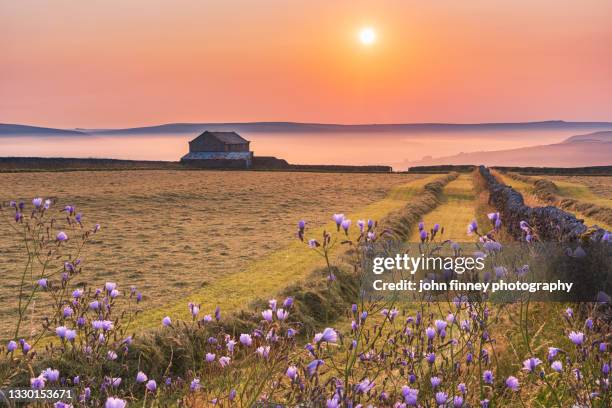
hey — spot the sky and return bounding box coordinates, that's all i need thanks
[1,0,612,128]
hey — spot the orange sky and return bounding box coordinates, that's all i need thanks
[1,0,611,128]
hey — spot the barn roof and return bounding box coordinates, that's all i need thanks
[191,131,249,145]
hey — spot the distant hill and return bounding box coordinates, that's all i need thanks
[563,130,612,143]
[0,123,86,136]
[2,120,612,136]
[405,131,612,168]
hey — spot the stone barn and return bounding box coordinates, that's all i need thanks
[180,131,253,168]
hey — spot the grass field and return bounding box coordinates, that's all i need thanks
[0,170,429,338]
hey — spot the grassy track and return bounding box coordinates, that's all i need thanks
[494,171,611,229]
[408,173,477,241]
[132,175,442,330]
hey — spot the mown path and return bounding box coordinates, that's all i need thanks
[408,173,477,241]
[132,175,442,330]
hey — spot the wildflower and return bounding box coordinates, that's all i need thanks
[487,212,499,222]
[308,239,320,248]
[205,353,216,362]
[219,356,231,367]
[356,378,374,393]
[435,391,448,405]
[136,372,148,383]
[453,396,464,407]
[314,327,338,344]
[103,397,126,408]
[505,376,519,391]
[402,386,418,406]
[108,377,121,387]
[239,333,253,346]
[481,399,490,408]
[357,219,366,232]
[262,309,273,322]
[600,343,607,352]
[483,370,493,384]
[32,198,43,208]
[307,359,324,376]
[37,278,48,288]
[145,380,157,392]
[426,327,436,340]
[548,347,560,360]
[467,220,478,235]
[109,289,120,298]
[42,368,60,383]
[65,329,77,341]
[276,308,289,320]
[585,318,593,330]
[31,375,46,389]
[56,326,68,339]
[89,300,100,310]
[568,331,584,345]
[229,389,237,401]
[332,214,345,230]
[426,352,436,364]
[22,342,31,354]
[107,350,118,361]
[7,340,17,352]
[457,383,467,394]
[360,311,368,322]
[551,361,563,372]
[54,401,72,408]
[63,307,73,318]
[341,219,351,234]
[565,307,574,318]
[162,316,172,327]
[494,266,507,278]
[287,328,297,337]
[326,397,340,408]
[418,221,425,231]
[76,317,86,327]
[92,320,113,331]
[283,297,294,308]
[430,376,442,388]
[214,306,221,321]
[435,319,447,333]
[603,363,610,376]
[226,339,237,353]
[522,357,542,373]
[419,230,428,242]
[56,231,68,241]
[433,223,440,233]
[286,365,298,380]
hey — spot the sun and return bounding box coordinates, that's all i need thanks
[358,27,376,45]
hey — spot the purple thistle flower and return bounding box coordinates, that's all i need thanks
[190,379,201,391]
[37,278,48,288]
[435,391,448,405]
[286,365,298,380]
[32,198,43,208]
[239,333,252,346]
[426,352,436,364]
[483,370,493,384]
[283,297,294,308]
[332,214,345,230]
[426,327,436,340]
[308,238,320,248]
[341,219,351,234]
[215,306,221,321]
[357,219,365,232]
[205,353,215,362]
[162,316,172,327]
[433,223,440,233]
[599,342,607,352]
[229,389,236,401]
[565,307,574,318]
[268,298,277,311]
[136,372,148,383]
[603,363,610,376]
[453,395,464,407]
[262,309,273,322]
[419,230,428,242]
[457,383,467,394]
[75,213,82,223]
[226,339,237,353]
[7,340,17,352]
[326,397,339,408]
[22,342,31,354]
[104,397,127,408]
[65,329,76,341]
[356,378,374,394]
[145,380,157,392]
[31,375,46,389]
[72,289,83,298]
[505,376,519,391]
[487,212,499,222]
[435,319,447,332]
[568,331,584,345]
[56,231,68,242]
[467,220,478,235]
[522,357,542,373]
[430,376,442,388]
[63,307,73,318]
[402,386,418,406]
[418,221,424,231]
[585,318,593,330]
[219,356,231,367]
[306,359,324,376]
[107,350,118,361]
[314,327,338,344]
[256,346,271,359]
[276,308,289,320]
[287,328,297,337]
[551,361,563,372]
[42,368,60,382]
[56,326,68,339]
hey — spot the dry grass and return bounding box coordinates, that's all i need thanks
[543,175,612,206]
[0,170,427,337]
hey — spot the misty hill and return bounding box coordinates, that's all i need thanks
[563,130,612,143]
[3,120,612,136]
[406,132,612,168]
[0,123,86,136]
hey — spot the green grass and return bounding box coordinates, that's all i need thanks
[132,175,442,330]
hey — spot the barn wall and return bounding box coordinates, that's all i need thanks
[189,137,226,152]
